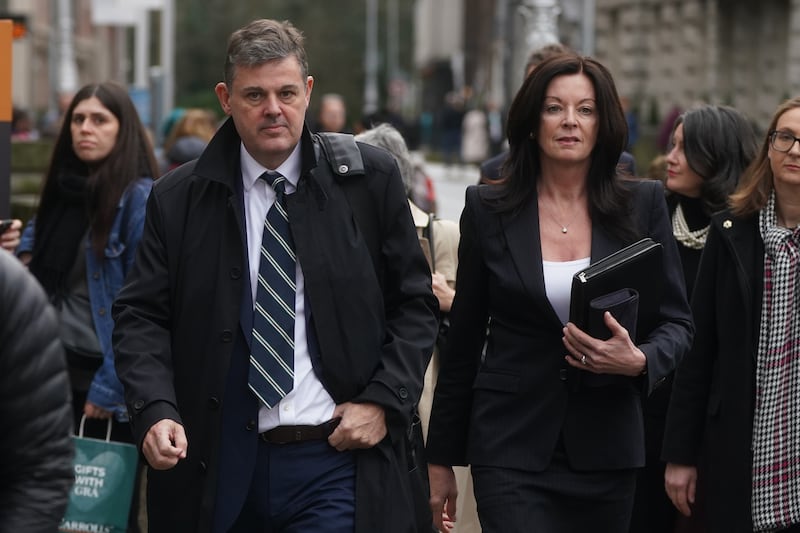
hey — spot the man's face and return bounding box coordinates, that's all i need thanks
[215,57,313,169]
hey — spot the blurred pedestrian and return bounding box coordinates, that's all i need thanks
[664,96,800,532]
[440,91,465,169]
[315,93,350,133]
[11,106,39,141]
[629,104,757,533]
[17,81,157,533]
[0,248,74,533]
[427,52,693,532]
[112,18,438,533]
[160,107,218,173]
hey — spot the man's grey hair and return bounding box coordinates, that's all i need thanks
[223,19,308,86]
[355,123,414,196]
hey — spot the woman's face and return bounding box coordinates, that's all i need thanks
[769,107,800,189]
[537,73,598,168]
[665,123,704,198]
[70,96,120,164]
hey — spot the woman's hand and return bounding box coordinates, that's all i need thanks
[664,462,697,517]
[429,464,458,532]
[83,401,113,419]
[432,272,455,312]
[562,311,646,376]
[0,219,22,252]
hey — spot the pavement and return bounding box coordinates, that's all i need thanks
[416,158,481,222]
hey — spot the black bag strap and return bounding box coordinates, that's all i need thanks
[423,212,436,273]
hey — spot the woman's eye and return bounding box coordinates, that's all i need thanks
[544,105,562,114]
[579,107,594,115]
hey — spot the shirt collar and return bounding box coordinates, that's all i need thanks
[240,142,303,193]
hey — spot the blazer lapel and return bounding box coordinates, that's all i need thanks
[500,198,561,326]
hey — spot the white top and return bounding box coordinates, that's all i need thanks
[241,143,336,432]
[543,257,591,325]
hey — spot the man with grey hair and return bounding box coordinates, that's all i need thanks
[114,19,438,532]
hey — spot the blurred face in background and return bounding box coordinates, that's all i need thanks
[318,96,346,132]
[70,96,120,164]
[666,123,703,197]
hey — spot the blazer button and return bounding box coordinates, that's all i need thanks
[198,460,207,473]
[245,420,257,431]
[398,387,408,400]
[220,330,233,343]
[133,400,145,411]
[208,396,220,410]
[230,267,241,280]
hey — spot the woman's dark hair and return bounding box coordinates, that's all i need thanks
[37,81,158,256]
[495,53,634,241]
[671,105,757,215]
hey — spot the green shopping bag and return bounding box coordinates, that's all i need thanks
[59,416,138,533]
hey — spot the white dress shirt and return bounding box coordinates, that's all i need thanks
[240,143,336,432]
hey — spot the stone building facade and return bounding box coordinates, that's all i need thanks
[593,0,800,127]
[415,0,800,136]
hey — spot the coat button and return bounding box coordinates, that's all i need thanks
[338,164,349,174]
[230,267,241,279]
[92,272,100,280]
[220,330,233,342]
[98,307,106,316]
[245,420,256,431]
[133,400,145,410]
[208,396,220,410]
[559,369,568,381]
[398,387,408,400]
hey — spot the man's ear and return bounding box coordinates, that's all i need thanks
[305,76,314,106]
[215,82,231,115]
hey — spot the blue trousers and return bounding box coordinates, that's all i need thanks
[229,439,356,532]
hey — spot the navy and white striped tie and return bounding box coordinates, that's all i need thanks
[249,171,295,408]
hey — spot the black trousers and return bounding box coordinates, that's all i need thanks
[472,448,636,533]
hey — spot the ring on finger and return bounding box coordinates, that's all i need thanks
[581,354,587,365]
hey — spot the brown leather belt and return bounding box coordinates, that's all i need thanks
[259,417,341,445]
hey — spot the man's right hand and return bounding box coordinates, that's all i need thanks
[142,419,188,470]
[429,463,458,532]
[664,462,697,517]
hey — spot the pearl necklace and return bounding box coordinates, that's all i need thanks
[672,202,709,250]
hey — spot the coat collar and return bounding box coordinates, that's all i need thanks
[193,118,318,188]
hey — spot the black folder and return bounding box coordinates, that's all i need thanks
[568,238,663,343]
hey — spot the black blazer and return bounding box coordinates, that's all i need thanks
[662,211,764,532]
[426,179,693,472]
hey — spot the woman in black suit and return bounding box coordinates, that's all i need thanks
[426,53,693,532]
[629,105,757,533]
[664,97,800,532]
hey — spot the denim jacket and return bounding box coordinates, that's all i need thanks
[19,177,153,421]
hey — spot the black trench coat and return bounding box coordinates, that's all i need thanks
[113,119,438,532]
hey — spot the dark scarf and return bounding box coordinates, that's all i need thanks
[28,172,91,303]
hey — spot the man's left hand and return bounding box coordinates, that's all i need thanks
[328,402,387,451]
